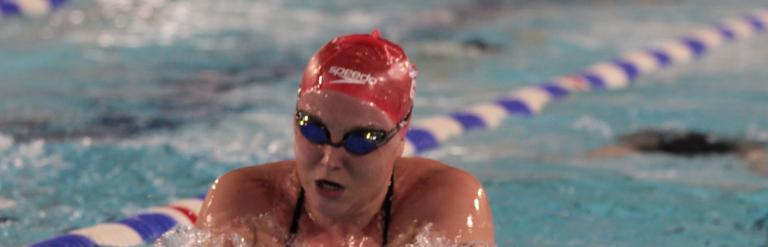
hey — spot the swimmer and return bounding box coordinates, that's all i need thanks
[196,30,495,246]
[587,129,768,176]
[415,37,501,58]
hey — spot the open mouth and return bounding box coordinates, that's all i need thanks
[315,179,345,199]
[316,179,344,190]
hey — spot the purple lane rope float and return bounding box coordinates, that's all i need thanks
[0,0,66,17]
[29,9,768,247]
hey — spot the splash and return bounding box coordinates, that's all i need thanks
[155,222,493,247]
[154,225,247,247]
[0,132,12,150]
[0,197,16,210]
[404,224,493,247]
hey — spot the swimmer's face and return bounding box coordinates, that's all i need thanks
[294,90,405,218]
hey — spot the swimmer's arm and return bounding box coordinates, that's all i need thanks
[585,144,638,159]
[740,147,768,177]
[393,168,495,246]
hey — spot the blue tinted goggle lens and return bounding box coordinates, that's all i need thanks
[343,132,383,154]
[296,112,390,155]
[298,122,329,145]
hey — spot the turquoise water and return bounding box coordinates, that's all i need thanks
[2,0,768,246]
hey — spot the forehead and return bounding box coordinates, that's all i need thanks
[297,90,393,128]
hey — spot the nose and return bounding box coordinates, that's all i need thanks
[319,144,345,170]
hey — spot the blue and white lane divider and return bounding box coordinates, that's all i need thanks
[29,9,768,247]
[30,197,204,247]
[402,9,768,156]
[0,0,66,17]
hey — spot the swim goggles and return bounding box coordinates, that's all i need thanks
[295,109,411,155]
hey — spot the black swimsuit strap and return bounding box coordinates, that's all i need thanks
[289,187,304,235]
[382,173,395,246]
[285,187,304,247]
[287,173,394,246]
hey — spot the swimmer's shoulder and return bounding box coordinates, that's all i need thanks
[212,160,296,197]
[394,157,486,211]
[197,160,299,227]
[395,157,480,188]
[391,157,494,243]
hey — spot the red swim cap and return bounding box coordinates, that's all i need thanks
[299,30,417,123]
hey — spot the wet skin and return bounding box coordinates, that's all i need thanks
[196,90,495,246]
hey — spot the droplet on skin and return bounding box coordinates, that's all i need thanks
[466,215,473,228]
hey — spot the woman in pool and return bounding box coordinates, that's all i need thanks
[195,30,495,246]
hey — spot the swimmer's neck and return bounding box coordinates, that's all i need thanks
[303,181,391,236]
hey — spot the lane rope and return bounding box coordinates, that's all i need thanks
[29,9,768,247]
[0,0,66,17]
[402,9,768,156]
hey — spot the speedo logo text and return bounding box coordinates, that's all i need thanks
[328,66,378,85]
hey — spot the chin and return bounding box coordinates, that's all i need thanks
[308,192,352,217]
[313,203,352,220]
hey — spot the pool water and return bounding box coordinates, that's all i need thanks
[2,0,768,246]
